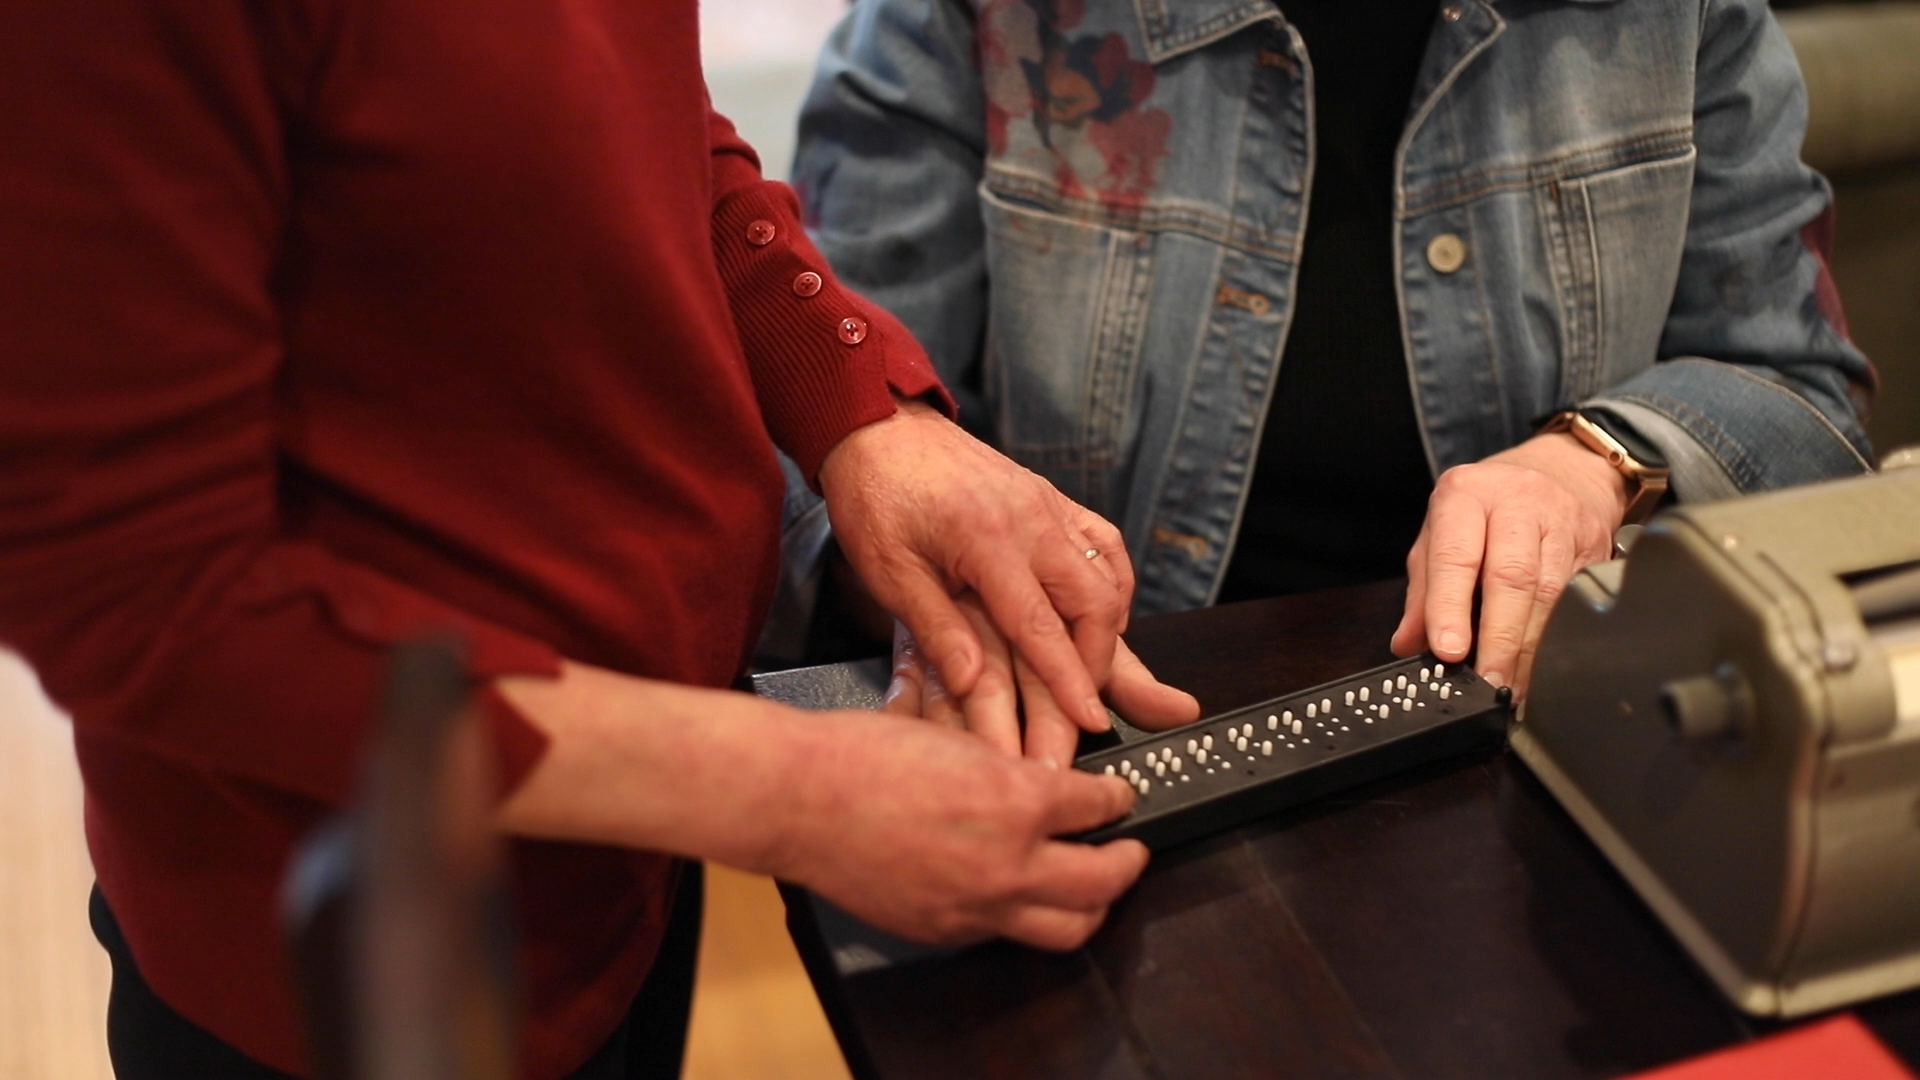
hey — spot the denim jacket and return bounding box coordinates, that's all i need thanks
[766,0,1874,646]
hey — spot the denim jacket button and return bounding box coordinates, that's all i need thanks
[1427,233,1467,273]
[746,219,777,246]
[792,271,823,297]
[1441,4,1463,21]
[837,317,868,345]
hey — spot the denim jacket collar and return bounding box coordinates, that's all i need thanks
[1129,0,1277,62]
[1129,0,1613,65]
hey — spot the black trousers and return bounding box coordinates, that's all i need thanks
[90,865,705,1080]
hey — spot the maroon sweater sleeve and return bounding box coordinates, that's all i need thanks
[706,108,956,483]
[0,6,554,807]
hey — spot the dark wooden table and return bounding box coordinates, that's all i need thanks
[759,581,1920,1079]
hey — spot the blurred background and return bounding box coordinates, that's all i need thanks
[3,2,1914,1078]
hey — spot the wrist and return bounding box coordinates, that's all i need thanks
[817,393,944,500]
[1508,432,1631,523]
[495,662,818,871]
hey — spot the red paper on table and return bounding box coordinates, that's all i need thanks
[1628,1015,1914,1080]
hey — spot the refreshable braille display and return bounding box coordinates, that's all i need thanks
[1074,655,1511,851]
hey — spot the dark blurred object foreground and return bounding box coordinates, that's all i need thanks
[284,639,518,1080]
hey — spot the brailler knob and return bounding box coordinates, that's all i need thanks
[746,219,777,246]
[1660,663,1753,742]
[837,317,868,345]
[792,271,822,297]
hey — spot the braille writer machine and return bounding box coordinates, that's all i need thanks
[1515,458,1920,1018]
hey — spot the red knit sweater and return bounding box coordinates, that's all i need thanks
[0,4,948,1077]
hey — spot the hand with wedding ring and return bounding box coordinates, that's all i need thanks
[820,398,1198,753]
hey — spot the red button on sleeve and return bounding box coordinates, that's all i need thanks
[746,219,777,246]
[837,317,868,346]
[792,271,822,297]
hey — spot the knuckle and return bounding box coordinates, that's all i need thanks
[1430,538,1479,571]
[1026,599,1063,639]
[1487,555,1538,593]
[1434,466,1472,495]
[1050,919,1097,951]
[928,907,977,945]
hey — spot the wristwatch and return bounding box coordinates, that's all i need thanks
[1537,408,1671,526]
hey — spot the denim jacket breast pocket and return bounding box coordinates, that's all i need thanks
[977,182,1156,517]
[1539,143,1697,404]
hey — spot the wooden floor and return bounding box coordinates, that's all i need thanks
[0,651,849,1080]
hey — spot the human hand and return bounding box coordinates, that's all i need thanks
[495,660,1145,950]
[1390,432,1627,698]
[818,399,1132,735]
[883,595,1200,766]
[769,708,1149,949]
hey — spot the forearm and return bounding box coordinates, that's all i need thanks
[494,661,816,872]
[1585,361,1870,500]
